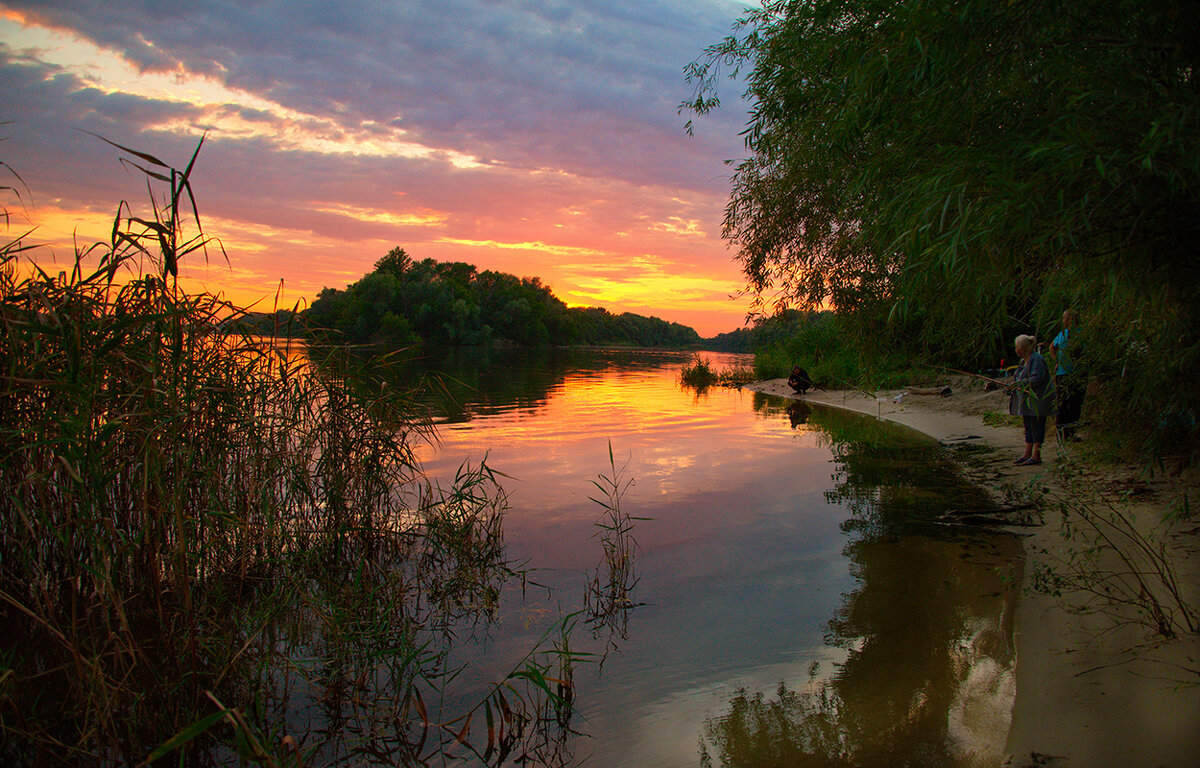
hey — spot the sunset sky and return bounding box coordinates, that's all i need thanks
[0,0,756,337]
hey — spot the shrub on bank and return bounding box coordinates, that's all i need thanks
[682,355,758,388]
[752,313,932,392]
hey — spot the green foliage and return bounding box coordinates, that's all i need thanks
[308,256,503,346]
[752,345,794,381]
[717,364,758,387]
[749,311,931,391]
[704,309,813,354]
[702,326,755,353]
[566,305,703,348]
[686,0,1200,457]
[374,245,412,276]
[681,354,757,389]
[306,254,702,349]
[681,353,718,387]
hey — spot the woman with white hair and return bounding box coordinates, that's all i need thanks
[1009,334,1055,465]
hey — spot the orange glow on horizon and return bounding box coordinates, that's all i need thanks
[9,200,750,335]
[1,10,756,338]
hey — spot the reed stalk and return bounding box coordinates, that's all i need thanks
[583,443,645,652]
[1030,472,1198,641]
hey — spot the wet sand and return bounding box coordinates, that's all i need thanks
[745,377,1200,768]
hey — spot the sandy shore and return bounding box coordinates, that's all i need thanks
[745,377,1200,768]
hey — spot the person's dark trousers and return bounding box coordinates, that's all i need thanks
[1056,375,1084,440]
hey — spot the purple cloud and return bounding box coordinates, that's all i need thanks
[1,0,754,334]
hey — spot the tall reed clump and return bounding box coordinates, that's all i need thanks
[0,140,573,765]
[680,354,717,387]
[681,354,756,389]
[583,444,645,648]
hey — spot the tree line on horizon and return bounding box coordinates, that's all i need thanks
[264,247,704,349]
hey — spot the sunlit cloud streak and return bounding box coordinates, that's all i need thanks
[0,0,753,335]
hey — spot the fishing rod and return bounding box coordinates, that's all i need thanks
[816,374,895,419]
[823,374,878,401]
[919,363,1011,388]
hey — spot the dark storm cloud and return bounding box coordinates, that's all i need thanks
[0,50,195,132]
[0,51,209,209]
[4,0,747,188]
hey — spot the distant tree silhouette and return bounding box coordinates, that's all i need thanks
[306,248,703,349]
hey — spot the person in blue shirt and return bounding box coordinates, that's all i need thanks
[1049,309,1084,441]
[1009,334,1054,465]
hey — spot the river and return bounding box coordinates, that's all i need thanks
[402,346,1022,768]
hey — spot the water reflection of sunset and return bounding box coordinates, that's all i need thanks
[420,351,839,561]
[413,348,1020,768]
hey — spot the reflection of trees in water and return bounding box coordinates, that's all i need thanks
[700,679,853,768]
[327,345,568,423]
[812,404,997,535]
[419,346,568,421]
[822,536,1019,767]
[751,391,794,422]
[366,346,723,423]
[707,395,1021,768]
[703,537,1020,767]
[753,393,995,532]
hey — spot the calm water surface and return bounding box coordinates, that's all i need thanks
[412,347,1021,768]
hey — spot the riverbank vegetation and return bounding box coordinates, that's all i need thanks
[300,247,701,349]
[684,0,1200,462]
[680,354,757,389]
[0,143,586,765]
[705,310,923,391]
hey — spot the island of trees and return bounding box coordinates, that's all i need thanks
[273,247,702,349]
